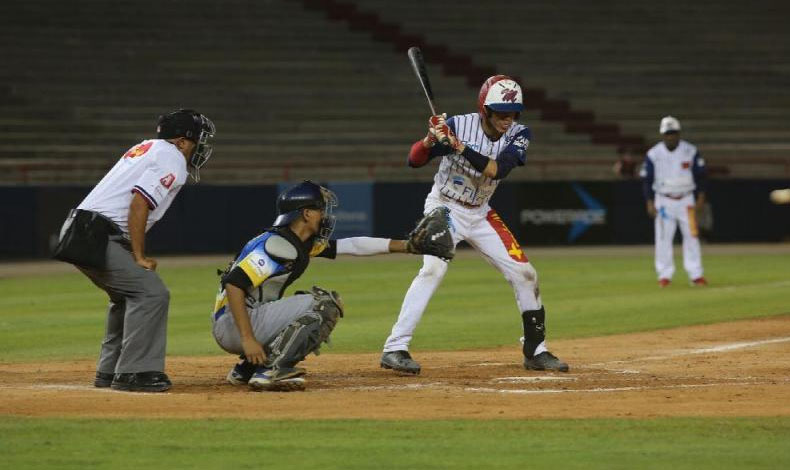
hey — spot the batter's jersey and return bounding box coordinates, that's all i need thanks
[433,113,529,207]
[642,140,705,197]
[77,139,188,234]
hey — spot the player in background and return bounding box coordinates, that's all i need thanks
[53,109,215,392]
[379,75,569,375]
[640,116,708,287]
[211,180,445,391]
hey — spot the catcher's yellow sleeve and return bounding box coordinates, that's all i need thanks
[238,251,275,287]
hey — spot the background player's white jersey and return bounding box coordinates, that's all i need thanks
[645,139,701,195]
[78,139,188,233]
[432,113,529,207]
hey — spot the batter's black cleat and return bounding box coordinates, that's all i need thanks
[94,371,114,388]
[524,351,569,372]
[380,350,421,375]
[110,371,172,392]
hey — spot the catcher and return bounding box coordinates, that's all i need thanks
[210,180,452,391]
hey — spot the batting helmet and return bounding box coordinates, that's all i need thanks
[157,109,216,182]
[478,75,524,118]
[273,180,338,242]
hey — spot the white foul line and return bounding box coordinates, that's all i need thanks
[589,336,790,367]
[492,376,576,383]
[0,384,173,395]
[465,381,772,395]
[692,337,790,353]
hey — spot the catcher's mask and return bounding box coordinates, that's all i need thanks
[273,180,338,243]
[478,75,524,120]
[157,109,216,182]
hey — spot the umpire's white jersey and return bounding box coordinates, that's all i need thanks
[433,113,529,207]
[77,139,188,234]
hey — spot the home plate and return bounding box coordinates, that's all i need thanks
[493,376,577,383]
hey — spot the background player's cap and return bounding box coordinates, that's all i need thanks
[478,75,524,115]
[659,116,681,134]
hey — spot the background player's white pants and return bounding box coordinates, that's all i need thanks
[654,193,704,280]
[383,196,546,356]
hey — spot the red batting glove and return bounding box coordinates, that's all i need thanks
[429,113,447,128]
[429,116,463,153]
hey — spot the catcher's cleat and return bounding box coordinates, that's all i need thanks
[248,367,306,392]
[94,371,114,388]
[691,277,708,286]
[226,358,256,385]
[110,371,172,392]
[658,278,671,288]
[524,351,569,373]
[380,350,421,375]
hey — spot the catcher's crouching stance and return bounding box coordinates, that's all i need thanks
[210,180,453,391]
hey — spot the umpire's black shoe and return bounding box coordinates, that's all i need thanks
[380,350,421,375]
[111,371,172,392]
[524,351,569,372]
[94,372,114,388]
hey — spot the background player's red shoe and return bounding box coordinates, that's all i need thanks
[692,277,708,286]
[658,278,671,288]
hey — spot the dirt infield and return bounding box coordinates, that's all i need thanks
[1,315,788,420]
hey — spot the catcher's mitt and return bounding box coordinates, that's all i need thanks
[406,206,455,261]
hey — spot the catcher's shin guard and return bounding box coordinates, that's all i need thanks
[521,307,546,357]
[265,286,344,369]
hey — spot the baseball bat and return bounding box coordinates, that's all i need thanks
[408,46,438,116]
[408,46,451,146]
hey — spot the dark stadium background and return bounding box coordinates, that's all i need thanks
[1,0,788,258]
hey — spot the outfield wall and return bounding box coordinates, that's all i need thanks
[2,180,788,258]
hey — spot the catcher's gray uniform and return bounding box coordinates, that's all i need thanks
[211,228,342,357]
[212,226,426,386]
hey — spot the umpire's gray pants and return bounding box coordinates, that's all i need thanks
[212,294,314,355]
[78,239,170,374]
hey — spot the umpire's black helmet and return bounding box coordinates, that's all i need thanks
[157,109,216,182]
[273,180,338,237]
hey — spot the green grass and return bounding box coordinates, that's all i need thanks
[1,417,788,469]
[2,248,789,468]
[1,249,788,361]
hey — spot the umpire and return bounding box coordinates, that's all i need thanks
[53,109,215,392]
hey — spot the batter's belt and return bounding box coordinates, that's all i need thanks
[439,193,481,209]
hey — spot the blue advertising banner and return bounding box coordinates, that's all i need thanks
[327,182,373,238]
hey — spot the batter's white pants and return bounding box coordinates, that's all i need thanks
[383,196,547,356]
[654,193,704,281]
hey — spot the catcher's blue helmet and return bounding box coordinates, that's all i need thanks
[273,180,338,241]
